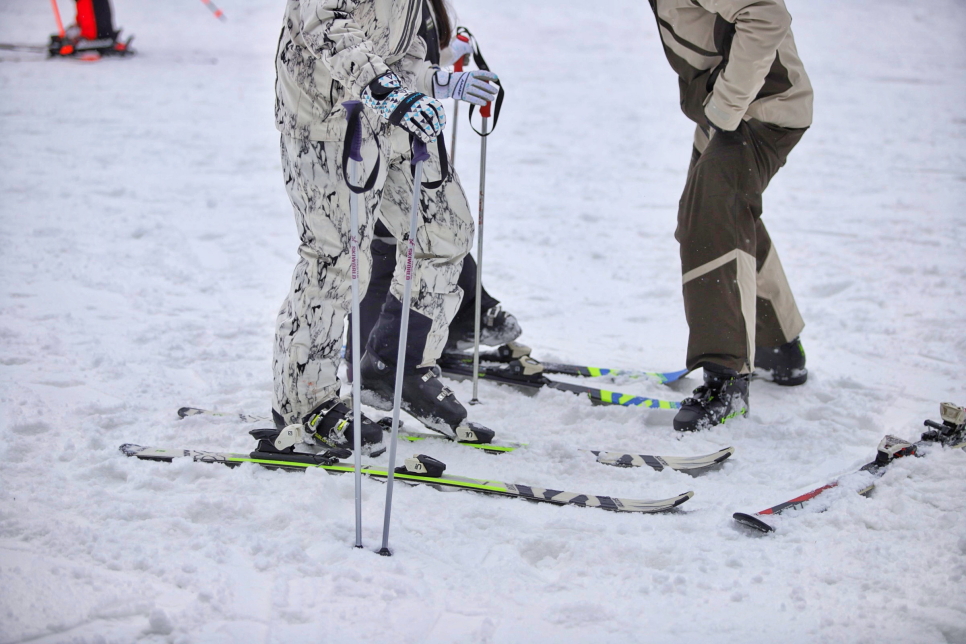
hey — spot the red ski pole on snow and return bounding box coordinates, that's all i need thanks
[50,0,66,38]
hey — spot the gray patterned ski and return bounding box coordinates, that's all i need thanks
[120,444,693,514]
[177,406,731,473]
[590,446,734,475]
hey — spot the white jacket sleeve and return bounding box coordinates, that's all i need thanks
[298,0,391,98]
[696,0,792,131]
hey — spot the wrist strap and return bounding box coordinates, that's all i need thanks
[410,133,449,190]
[342,101,380,194]
[456,27,505,137]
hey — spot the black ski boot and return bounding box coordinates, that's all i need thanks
[359,351,494,443]
[755,337,807,386]
[445,304,522,351]
[272,398,384,453]
[673,364,750,432]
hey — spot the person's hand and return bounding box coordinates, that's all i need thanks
[363,71,446,143]
[433,70,499,106]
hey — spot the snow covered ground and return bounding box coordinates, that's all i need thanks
[2,0,965,642]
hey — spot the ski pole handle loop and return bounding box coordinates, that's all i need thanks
[456,27,504,137]
[342,100,380,194]
[409,133,449,189]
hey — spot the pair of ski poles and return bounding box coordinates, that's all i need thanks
[341,83,495,555]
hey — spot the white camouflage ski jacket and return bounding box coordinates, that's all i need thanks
[275,0,439,141]
[649,0,813,133]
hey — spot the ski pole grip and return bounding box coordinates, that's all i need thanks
[454,33,470,72]
[342,100,365,162]
[480,101,491,119]
[412,138,430,165]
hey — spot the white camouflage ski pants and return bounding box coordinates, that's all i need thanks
[273,126,473,425]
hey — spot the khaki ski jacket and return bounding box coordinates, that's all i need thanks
[275,0,439,141]
[649,0,812,133]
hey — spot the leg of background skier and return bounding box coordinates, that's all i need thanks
[673,121,806,431]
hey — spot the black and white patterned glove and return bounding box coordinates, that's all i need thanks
[362,71,446,143]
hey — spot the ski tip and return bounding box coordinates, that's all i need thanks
[663,368,691,383]
[177,407,195,419]
[118,443,144,457]
[733,512,775,533]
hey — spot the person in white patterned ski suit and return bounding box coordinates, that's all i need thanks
[272,0,499,446]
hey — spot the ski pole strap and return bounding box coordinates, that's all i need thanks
[342,100,380,194]
[410,133,449,190]
[456,26,505,137]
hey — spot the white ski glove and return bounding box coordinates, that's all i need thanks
[447,35,474,66]
[363,70,446,143]
[433,69,499,106]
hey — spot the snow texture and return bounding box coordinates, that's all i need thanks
[1,0,965,642]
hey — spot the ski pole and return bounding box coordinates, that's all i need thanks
[469,101,491,405]
[449,33,471,165]
[199,0,227,21]
[379,137,430,557]
[343,101,367,550]
[50,0,65,38]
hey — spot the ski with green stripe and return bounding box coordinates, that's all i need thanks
[120,443,694,514]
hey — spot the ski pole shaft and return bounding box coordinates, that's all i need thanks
[50,0,65,38]
[199,0,227,21]
[343,101,367,549]
[379,138,430,557]
[470,103,491,404]
[449,35,470,165]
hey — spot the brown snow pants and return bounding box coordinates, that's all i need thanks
[676,119,806,374]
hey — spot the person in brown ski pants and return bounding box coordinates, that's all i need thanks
[646,0,813,431]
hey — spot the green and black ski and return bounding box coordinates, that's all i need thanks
[120,443,693,514]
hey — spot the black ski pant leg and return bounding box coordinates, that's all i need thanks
[345,231,395,371]
[450,254,500,328]
[676,119,805,374]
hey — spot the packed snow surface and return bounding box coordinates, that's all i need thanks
[2,1,965,642]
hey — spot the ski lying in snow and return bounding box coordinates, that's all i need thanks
[120,443,693,514]
[178,406,728,473]
[733,402,966,533]
[437,353,682,410]
[177,406,524,454]
[589,446,734,475]
[442,341,689,384]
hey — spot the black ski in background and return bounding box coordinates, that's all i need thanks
[438,343,684,410]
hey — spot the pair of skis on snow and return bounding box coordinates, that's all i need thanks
[152,404,734,515]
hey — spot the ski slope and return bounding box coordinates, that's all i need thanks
[1,1,965,642]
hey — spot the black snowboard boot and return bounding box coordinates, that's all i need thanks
[673,364,750,432]
[272,398,384,451]
[445,304,523,351]
[755,337,807,386]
